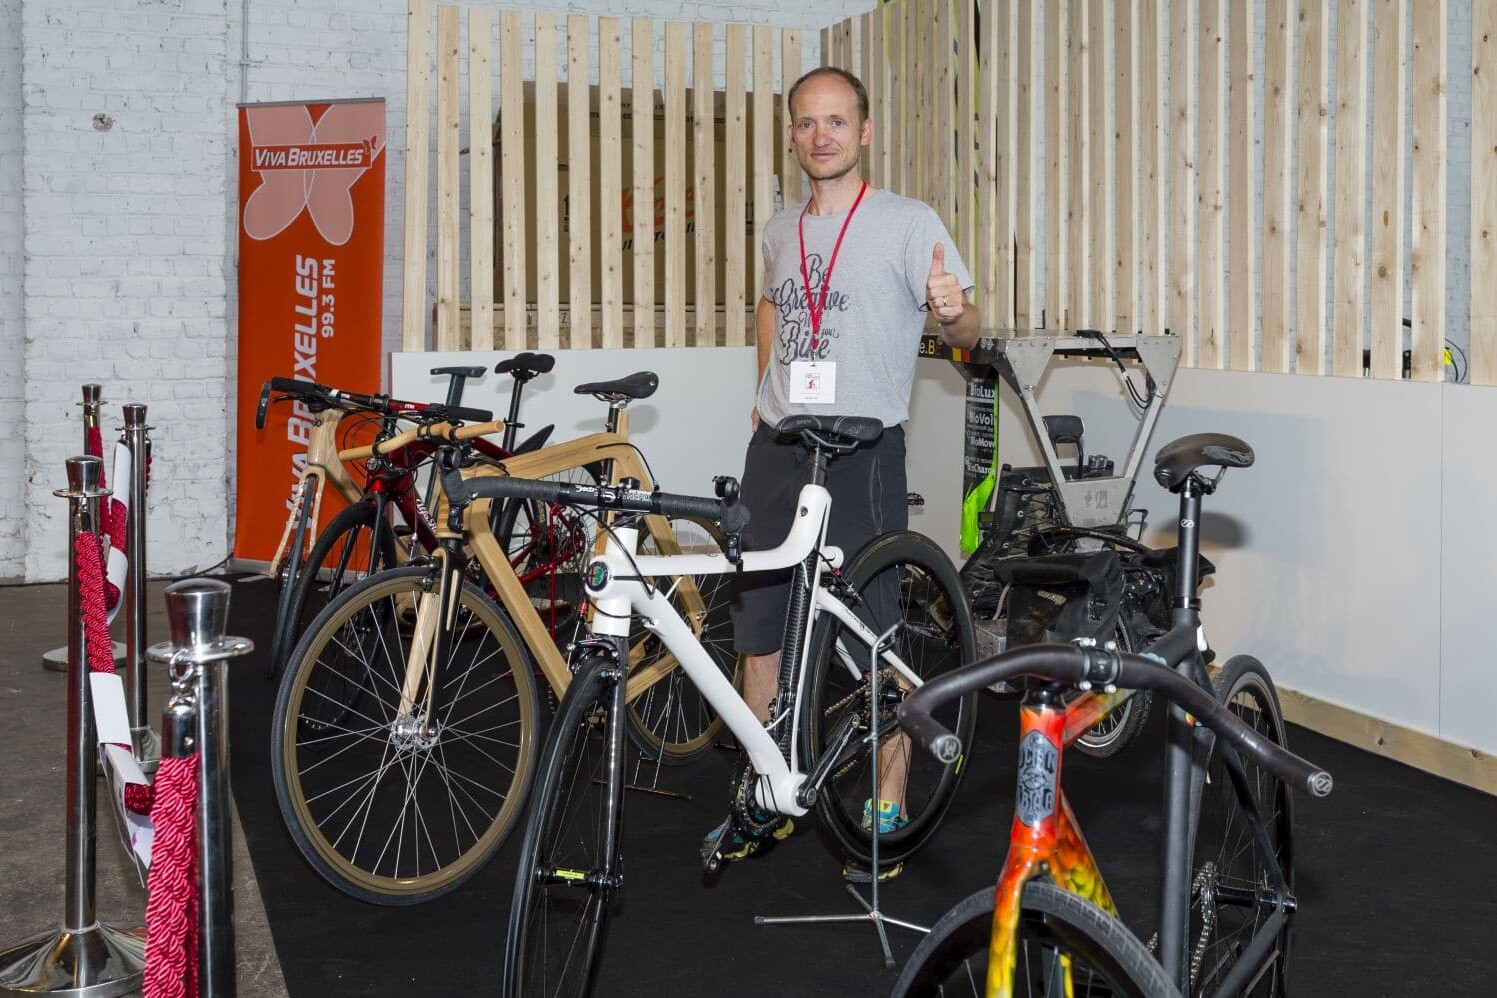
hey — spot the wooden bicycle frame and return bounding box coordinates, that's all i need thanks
[268,406,363,577]
[452,409,711,702]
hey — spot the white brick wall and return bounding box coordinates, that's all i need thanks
[1,0,23,580]
[19,0,232,581]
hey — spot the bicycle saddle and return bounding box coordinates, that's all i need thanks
[574,371,659,402]
[778,414,883,452]
[495,352,555,380]
[1153,433,1253,492]
[431,364,487,380]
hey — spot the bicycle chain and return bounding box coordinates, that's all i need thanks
[1143,861,1217,992]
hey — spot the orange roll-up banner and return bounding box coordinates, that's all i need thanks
[233,98,386,564]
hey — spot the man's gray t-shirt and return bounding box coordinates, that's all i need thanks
[757,188,973,429]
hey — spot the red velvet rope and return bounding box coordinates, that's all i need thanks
[77,531,155,814]
[143,753,199,998]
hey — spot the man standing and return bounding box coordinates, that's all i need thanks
[705,66,981,869]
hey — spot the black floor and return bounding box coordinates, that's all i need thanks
[225,576,1497,996]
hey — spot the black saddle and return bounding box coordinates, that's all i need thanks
[1153,433,1253,492]
[495,352,555,380]
[778,414,884,452]
[574,371,659,402]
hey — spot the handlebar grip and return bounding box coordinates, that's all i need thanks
[896,702,963,764]
[269,376,320,395]
[443,469,569,508]
[255,382,273,430]
[444,404,495,424]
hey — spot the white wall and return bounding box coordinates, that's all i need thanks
[0,0,23,576]
[1,0,871,581]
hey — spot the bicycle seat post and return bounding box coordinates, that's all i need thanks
[1170,476,1205,620]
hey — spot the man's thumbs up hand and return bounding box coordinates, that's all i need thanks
[926,243,963,324]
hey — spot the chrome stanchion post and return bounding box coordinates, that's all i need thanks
[0,456,147,996]
[44,388,110,673]
[149,579,252,998]
[121,404,159,774]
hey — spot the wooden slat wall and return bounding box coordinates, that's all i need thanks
[1170,0,1198,360]
[567,16,591,349]
[725,24,748,346]
[1332,0,1369,377]
[1197,0,1226,368]
[1411,0,1446,382]
[468,8,495,351]
[399,0,1485,383]
[598,18,622,349]
[1368,0,1406,379]
[631,19,655,347]
[534,13,560,348]
[1261,0,1292,373]
[499,10,524,350]
[692,22,716,348]
[1473,4,1497,385]
[1137,0,1164,336]
[1014,0,1036,328]
[400,0,431,351]
[434,6,460,350]
[1296,0,1331,374]
[1114,0,1137,337]
[1227,0,1256,371]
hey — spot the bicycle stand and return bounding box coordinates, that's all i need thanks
[753,624,928,969]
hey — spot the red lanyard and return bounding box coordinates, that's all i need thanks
[798,181,868,352]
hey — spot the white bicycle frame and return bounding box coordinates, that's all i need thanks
[585,482,929,818]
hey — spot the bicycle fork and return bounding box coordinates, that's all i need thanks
[396,543,468,739]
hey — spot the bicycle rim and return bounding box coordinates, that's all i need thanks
[273,567,539,904]
[1188,656,1295,996]
[506,655,625,998]
[624,516,741,764]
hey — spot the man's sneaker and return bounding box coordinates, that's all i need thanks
[699,814,794,872]
[842,861,904,884]
[861,798,909,835]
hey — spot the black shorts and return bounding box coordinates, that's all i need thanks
[728,422,907,655]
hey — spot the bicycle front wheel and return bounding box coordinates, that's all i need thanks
[1187,655,1295,996]
[624,515,742,765]
[272,566,540,905]
[504,653,627,998]
[272,498,402,680]
[801,530,977,870]
[893,881,1179,997]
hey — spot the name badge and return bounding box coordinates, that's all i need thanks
[790,361,836,404]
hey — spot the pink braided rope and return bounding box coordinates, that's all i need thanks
[143,753,199,998]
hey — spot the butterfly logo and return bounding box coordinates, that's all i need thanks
[243,102,386,246]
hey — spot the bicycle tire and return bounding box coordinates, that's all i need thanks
[893,881,1180,997]
[503,652,626,998]
[1186,655,1295,997]
[271,499,402,681]
[272,565,540,905]
[1073,615,1154,759]
[801,530,977,871]
[624,515,742,765]
[266,482,317,679]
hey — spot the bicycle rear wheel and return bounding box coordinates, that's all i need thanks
[272,498,402,680]
[802,530,977,871]
[624,515,741,765]
[504,653,626,998]
[1187,655,1295,996]
[893,881,1179,997]
[272,565,540,905]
